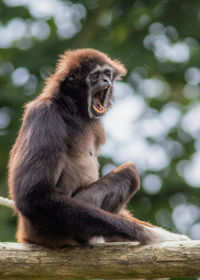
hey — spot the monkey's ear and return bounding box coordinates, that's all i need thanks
[112,59,127,80]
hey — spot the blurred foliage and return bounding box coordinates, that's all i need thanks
[0,0,200,262]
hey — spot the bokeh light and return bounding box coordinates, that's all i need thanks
[0,0,199,245]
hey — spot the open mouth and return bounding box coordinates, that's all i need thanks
[92,86,109,116]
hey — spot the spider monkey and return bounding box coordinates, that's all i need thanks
[8,49,189,248]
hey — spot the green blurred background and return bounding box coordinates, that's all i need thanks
[0,0,200,255]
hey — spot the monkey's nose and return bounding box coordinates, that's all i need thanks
[100,76,111,88]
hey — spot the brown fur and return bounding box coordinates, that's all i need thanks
[8,49,156,248]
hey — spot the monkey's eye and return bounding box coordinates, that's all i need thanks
[104,69,111,78]
[90,71,100,82]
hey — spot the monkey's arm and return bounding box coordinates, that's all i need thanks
[72,162,139,214]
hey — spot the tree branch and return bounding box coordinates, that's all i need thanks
[0,241,199,279]
[0,196,14,208]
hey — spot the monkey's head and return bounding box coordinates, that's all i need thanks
[54,49,127,119]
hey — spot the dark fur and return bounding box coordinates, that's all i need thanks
[8,49,153,248]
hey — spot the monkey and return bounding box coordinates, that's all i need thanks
[8,48,190,248]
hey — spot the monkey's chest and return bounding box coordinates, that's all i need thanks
[76,147,99,185]
[67,130,101,188]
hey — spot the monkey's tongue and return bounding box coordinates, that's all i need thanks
[92,99,107,114]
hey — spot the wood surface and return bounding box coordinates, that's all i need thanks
[0,241,199,279]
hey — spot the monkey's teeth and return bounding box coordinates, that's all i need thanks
[98,100,107,112]
[92,90,107,115]
[92,102,106,114]
[92,104,103,114]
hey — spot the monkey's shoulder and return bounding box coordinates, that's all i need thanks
[18,99,105,161]
[23,99,61,124]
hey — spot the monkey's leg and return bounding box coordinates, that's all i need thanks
[73,160,190,245]
[16,184,155,245]
[72,162,139,214]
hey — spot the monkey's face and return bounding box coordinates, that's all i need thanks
[59,49,126,119]
[63,63,115,119]
[86,65,114,119]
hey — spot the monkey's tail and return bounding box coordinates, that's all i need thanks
[0,196,15,208]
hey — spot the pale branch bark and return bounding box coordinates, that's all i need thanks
[0,196,14,208]
[0,241,199,279]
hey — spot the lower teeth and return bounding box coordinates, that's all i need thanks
[92,98,107,115]
[92,105,103,114]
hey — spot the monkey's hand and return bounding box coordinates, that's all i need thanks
[113,161,140,189]
[144,226,191,244]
